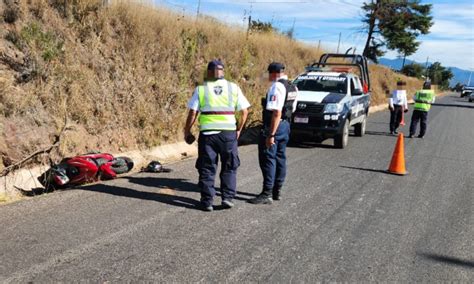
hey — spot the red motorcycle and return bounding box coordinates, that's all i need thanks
[38,153,134,190]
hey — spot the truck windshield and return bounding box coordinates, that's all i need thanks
[294,75,347,94]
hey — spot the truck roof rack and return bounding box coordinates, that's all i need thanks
[308,53,371,92]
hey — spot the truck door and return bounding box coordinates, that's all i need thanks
[350,78,364,121]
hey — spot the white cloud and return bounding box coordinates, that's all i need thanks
[430,19,474,40]
[433,3,474,21]
[388,39,474,70]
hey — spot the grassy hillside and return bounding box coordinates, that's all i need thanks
[0,0,421,170]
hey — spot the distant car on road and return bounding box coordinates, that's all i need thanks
[461,85,474,98]
[469,92,474,102]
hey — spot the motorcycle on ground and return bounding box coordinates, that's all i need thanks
[38,153,134,190]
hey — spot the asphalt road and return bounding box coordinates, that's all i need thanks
[1,94,473,282]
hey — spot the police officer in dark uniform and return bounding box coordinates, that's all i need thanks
[249,62,298,204]
[184,60,250,211]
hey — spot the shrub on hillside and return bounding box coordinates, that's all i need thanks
[3,0,21,23]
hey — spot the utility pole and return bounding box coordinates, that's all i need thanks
[196,0,201,19]
[336,32,341,53]
[246,3,253,38]
[317,40,321,54]
[289,17,296,39]
[247,15,252,38]
[424,56,430,79]
[468,70,473,86]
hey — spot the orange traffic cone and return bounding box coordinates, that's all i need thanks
[387,133,407,175]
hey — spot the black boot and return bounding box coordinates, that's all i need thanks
[248,189,273,204]
[272,186,282,201]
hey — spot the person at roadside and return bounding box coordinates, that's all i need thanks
[409,80,436,139]
[184,59,250,211]
[248,62,297,205]
[389,80,408,135]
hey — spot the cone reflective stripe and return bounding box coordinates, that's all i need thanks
[388,133,407,175]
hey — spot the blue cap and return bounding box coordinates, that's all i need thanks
[267,62,285,73]
[207,60,224,70]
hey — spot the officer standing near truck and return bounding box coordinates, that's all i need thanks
[389,80,408,135]
[409,81,436,138]
[184,59,250,211]
[248,62,297,205]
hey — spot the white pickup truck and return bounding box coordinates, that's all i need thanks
[290,53,371,148]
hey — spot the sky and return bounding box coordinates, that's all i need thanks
[153,0,474,70]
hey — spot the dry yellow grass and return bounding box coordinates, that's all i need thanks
[0,0,421,164]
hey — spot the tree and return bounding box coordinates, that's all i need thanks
[427,62,454,90]
[361,0,433,63]
[401,62,425,78]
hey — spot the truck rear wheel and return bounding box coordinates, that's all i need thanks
[354,115,366,137]
[334,119,349,149]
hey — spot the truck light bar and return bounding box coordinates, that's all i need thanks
[305,66,353,73]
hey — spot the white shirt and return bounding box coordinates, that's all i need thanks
[265,75,298,112]
[389,90,408,109]
[187,79,251,135]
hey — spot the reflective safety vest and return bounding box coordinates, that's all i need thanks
[198,80,238,131]
[414,90,435,112]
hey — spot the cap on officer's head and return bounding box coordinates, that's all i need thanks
[207,59,224,70]
[267,62,285,73]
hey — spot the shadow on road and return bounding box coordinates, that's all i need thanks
[365,130,399,137]
[417,252,474,269]
[79,182,201,210]
[431,103,474,109]
[340,165,388,174]
[126,176,200,192]
[126,175,257,202]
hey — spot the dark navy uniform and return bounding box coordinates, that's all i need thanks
[249,62,297,204]
[186,60,250,211]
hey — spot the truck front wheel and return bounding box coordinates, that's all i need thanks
[334,119,349,149]
[354,115,367,137]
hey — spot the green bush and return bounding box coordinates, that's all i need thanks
[20,22,64,61]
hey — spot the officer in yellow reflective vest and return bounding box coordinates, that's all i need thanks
[184,60,250,211]
[409,81,436,138]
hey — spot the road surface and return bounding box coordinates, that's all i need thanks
[1,94,473,282]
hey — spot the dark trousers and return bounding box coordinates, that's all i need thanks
[389,105,403,132]
[258,120,290,194]
[409,110,428,137]
[196,131,240,206]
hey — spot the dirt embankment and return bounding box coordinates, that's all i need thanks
[0,0,422,179]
